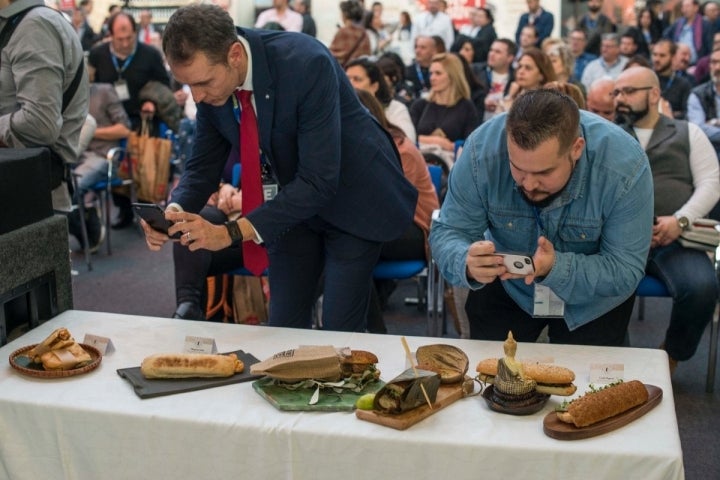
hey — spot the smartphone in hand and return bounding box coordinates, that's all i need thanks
[131,203,182,239]
[496,252,535,275]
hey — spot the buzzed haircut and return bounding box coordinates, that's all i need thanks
[506,89,580,153]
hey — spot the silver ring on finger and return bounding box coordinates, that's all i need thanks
[186,231,191,241]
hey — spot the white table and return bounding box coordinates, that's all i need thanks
[0,311,684,480]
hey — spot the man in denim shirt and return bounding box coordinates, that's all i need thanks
[430,89,653,345]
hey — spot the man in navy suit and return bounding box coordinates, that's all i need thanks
[515,0,554,47]
[142,4,417,332]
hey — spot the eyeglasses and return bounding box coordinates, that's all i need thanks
[611,86,653,97]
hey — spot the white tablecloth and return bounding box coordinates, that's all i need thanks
[0,311,684,480]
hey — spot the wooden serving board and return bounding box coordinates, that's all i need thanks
[542,384,663,440]
[355,381,468,430]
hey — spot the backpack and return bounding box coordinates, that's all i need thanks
[0,5,85,188]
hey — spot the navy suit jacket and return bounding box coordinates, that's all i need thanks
[171,29,417,246]
[515,10,554,46]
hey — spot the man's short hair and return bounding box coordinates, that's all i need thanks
[494,38,518,57]
[506,89,580,154]
[654,38,677,56]
[163,4,238,66]
[601,33,620,45]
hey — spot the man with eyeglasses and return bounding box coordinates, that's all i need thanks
[613,66,719,373]
[430,89,653,347]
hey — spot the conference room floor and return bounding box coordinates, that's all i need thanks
[63,221,719,480]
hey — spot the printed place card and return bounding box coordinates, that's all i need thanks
[184,336,217,354]
[82,334,115,355]
[589,363,624,384]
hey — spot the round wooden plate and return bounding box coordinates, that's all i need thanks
[8,343,102,378]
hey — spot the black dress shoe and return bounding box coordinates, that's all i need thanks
[173,302,206,320]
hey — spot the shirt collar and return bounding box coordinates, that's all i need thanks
[236,34,254,93]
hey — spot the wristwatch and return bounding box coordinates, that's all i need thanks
[225,219,243,245]
[676,216,690,231]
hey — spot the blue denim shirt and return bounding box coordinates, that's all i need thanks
[429,111,654,330]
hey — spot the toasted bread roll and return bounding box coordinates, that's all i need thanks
[141,353,244,379]
[27,327,75,363]
[476,357,577,395]
[557,380,649,427]
[40,343,93,370]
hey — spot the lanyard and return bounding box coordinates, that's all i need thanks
[661,73,675,95]
[232,94,270,169]
[110,44,137,77]
[415,63,429,90]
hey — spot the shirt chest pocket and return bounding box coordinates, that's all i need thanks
[487,212,537,251]
[557,222,602,254]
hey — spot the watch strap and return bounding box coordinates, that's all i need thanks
[225,219,243,245]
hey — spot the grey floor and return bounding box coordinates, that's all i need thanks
[65,222,718,479]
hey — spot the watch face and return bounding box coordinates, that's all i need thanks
[678,217,689,229]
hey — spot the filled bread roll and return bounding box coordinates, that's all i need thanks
[140,353,244,379]
[40,343,93,371]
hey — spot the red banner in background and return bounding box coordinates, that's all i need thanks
[416,0,487,28]
[59,0,75,11]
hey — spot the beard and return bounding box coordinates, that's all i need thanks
[615,102,650,127]
[519,187,566,208]
[588,5,601,13]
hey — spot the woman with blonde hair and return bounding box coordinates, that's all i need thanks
[410,53,479,154]
[544,41,585,97]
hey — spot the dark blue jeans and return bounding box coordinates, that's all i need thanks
[647,242,719,361]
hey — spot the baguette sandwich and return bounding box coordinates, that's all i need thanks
[476,358,577,396]
[140,353,244,379]
[556,380,649,427]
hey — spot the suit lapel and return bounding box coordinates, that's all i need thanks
[239,28,276,161]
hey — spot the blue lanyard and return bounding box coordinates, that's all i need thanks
[661,73,675,94]
[415,63,429,89]
[110,45,137,77]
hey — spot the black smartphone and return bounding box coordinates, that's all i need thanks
[131,203,182,239]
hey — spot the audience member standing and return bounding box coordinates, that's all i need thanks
[411,0,454,54]
[614,66,719,373]
[515,0,554,48]
[456,7,496,64]
[87,11,171,228]
[663,0,712,65]
[581,33,628,91]
[137,10,161,50]
[329,0,371,68]
[292,0,316,37]
[578,0,616,56]
[255,0,303,32]
[0,0,89,212]
[71,5,98,51]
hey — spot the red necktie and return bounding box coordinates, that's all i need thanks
[237,90,269,276]
[144,28,151,44]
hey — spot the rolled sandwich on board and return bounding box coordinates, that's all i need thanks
[556,380,649,427]
[476,358,577,396]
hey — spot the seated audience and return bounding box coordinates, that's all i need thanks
[410,53,480,160]
[613,66,720,373]
[503,47,557,111]
[345,57,416,142]
[586,77,616,121]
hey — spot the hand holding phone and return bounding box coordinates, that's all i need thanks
[496,252,535,275]
[131,203,182,239]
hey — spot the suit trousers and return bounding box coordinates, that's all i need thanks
[465,279,635,346]
[267,217,383,332]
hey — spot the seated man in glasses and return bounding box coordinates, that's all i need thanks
[614,66,720,373]
[430,89,653,348]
